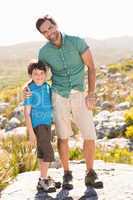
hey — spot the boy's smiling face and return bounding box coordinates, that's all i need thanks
[31,69,46,85]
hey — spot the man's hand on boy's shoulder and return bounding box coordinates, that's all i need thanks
[23,87,32,99]
[22,80,32,99]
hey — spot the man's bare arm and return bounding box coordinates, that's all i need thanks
[81,48,96,109]
[81,48,96,96]
[22,79,32,99]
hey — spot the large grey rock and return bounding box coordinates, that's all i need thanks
[94,110,126,139]
[109,111,124,122]
[107,72,122,78]
[94,111,111,124]
[115,101,130,110]
[0,116,8,129]
[12,105,24,121]
[0,102,10,113]
[101,101,113,110]
[96,137,131,150]
[5,117,21,131]
[1,127,27,138]
[1,161,133,200]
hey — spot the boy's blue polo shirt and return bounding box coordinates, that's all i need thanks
[23,82,52,128]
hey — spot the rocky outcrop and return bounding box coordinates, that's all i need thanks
[1,161,133,200]
[94,110,126,139]
[0,102,9,113]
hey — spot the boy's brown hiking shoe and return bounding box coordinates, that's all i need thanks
[37,177,56,193]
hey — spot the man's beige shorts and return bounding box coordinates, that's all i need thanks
[52,91,97,140]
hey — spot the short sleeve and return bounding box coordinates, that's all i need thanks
[23,96,32,106]
[73,37,89,54]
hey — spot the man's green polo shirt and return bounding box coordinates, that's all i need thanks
[38,34,89,98]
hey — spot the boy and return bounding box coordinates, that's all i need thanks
[23,61,57,193]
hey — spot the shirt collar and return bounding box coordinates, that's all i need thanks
[61,32,66,45]
[49,32,66,48]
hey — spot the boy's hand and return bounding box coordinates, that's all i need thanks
[29,132,36,147]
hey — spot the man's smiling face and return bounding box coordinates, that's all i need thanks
[39,20,60,43]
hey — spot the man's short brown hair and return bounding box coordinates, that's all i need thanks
[36,15,57,33]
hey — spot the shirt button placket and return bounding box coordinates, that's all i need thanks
[61,47,71,88]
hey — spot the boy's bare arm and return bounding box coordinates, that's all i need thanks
[24,106,36,146]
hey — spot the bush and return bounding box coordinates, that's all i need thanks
[96,146,133,164]
[121,64,133,71]
[0,149,12,190]
[126,94,133,104]
[124,107,133,126]
[69,147,83,160]
[0,87,21,102]
[125,125,133,139]
[69,146,133,165]
[0,135,38,190]
[0,86,23,119]
[108,64,121,73]
[108,59,133,73]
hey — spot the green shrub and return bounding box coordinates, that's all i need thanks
[124,107,133,126]
[69,146,133,165]
[0,135,38,190]
[125,125,133,139]
[121,64,133,71]
[108,59,133,73]
[108,64,121,73]
[126,94,133,104]
[69,147,83,160]
[96,146,133,164]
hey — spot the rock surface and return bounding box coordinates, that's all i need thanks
[1,160,133,200]
[94,110,127,139]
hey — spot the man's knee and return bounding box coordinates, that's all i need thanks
[84,139,95,142]
[83,139,95,145]
[57,138,68,146]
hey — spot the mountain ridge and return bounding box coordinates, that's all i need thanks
[0,36,133,65]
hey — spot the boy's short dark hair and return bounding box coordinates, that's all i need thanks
[36,15,57,33]
[27,61,47,75]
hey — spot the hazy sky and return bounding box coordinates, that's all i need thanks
[0,0,133,46]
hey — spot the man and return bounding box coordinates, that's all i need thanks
[24,15,102,190]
